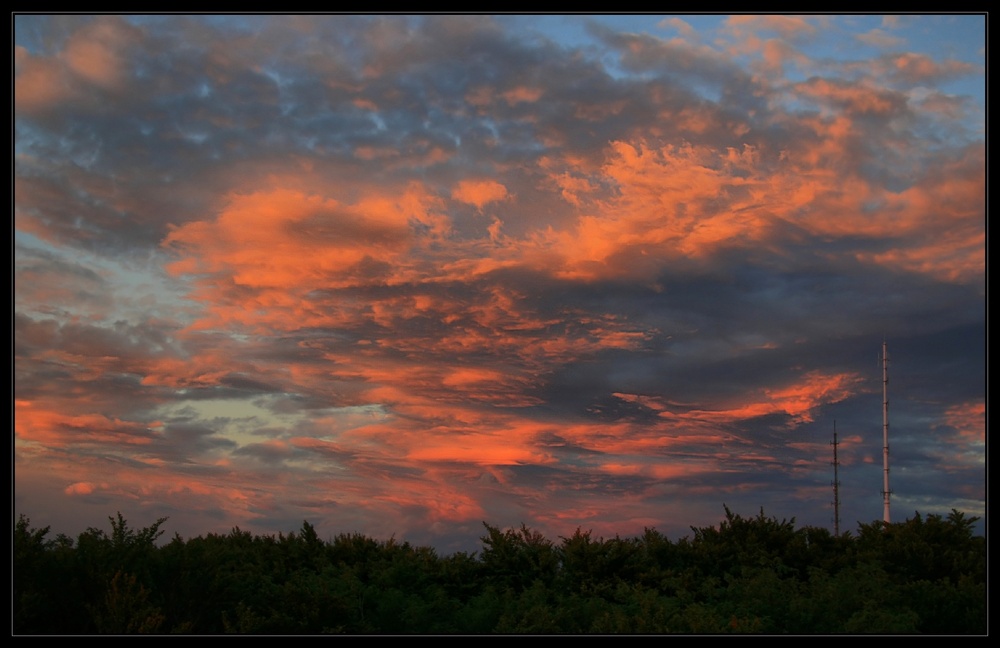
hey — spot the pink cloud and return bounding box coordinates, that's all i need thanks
[65,482,97,496]
[725,15,817,39]
[943,401,985,444]
[885,52,978,84]
[452,179,510,209]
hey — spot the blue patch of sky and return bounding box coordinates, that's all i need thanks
[499,15,727,102]
[13,13,69,55]
[124,13,261,35]
[500,14,717,48]
[15,230,196,328]
[14,122,45,159]
[260,68,298,118]
[15,121,103,171]
[835,15,983,101]
[369,111,388,132]
[514,15,983,106]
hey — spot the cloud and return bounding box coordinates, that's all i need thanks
[942,401,986,445]
[452,179,510,209]
[14,45,72,111]
[14,15,985,548]
[724,15,818,41]
[63,19,136,89]
[65,482,97,496]
[14,16,140,113]
[882,52,979,85]
[856,29,905,49]
[657,17,697,40]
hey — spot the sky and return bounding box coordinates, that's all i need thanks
[13,14,985,553]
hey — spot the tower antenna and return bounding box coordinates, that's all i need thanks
[881,340,892,524]
[831,420,841,537]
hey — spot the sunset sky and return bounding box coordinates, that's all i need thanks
[14,14,985,552]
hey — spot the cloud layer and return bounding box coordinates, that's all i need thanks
[15,15,985,550]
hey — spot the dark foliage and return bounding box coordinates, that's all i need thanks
[12,508,986,634]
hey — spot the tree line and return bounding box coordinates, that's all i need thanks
[14,506,985,634]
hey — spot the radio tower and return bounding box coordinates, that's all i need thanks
[831,421,841,537]
[881,340,891,524]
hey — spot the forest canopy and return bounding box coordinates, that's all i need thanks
[13,507,986,634]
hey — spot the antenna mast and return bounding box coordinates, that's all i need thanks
[881,340,891,524]
[831,421,841,537]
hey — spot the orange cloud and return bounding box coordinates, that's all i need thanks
[441,367,508,388]
[502,86,544,105]
[759,38,798,75]
[943,401,985,444]
[15,17,138,113]
[65,482,98,496]
[166,188,413,285]
[451,179,509,209]
[795,77,902,116]
[763,371,863,421]
[658,17,696,39]
[535,140,778,279]
[850,148,985,283]
[599,461,716,481]
[527,124,983,285]
[161,182,457,338]
[408,443,553,466]
[14,46,70,111]
[16,401,159,447]
[886,52,978,84]
[725,15,817,39]
[616,371,862,427]
[64,20,133,89]
[290,434,496,524]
